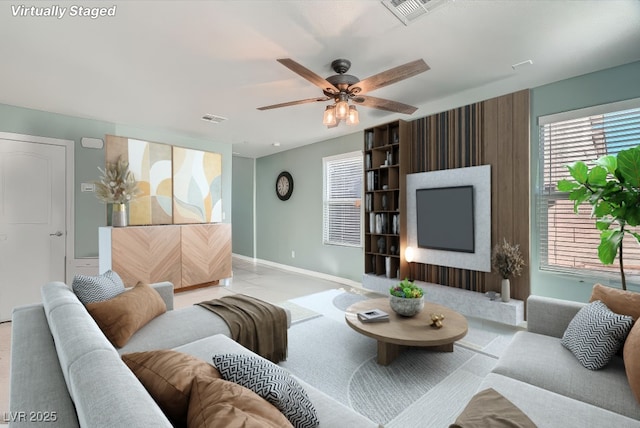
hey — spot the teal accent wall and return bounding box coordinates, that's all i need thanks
[256,132,363,282]
[0,103,232,258]
[530,60,640,302]
[232,156,255,257]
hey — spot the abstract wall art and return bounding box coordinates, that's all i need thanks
[172,146,222,224]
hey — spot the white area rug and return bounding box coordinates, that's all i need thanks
[282,289,518,426]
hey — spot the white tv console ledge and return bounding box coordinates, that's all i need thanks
[362,274,524,327]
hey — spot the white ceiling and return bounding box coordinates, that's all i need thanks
[1,0,639,158]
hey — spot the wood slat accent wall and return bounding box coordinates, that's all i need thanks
[406,90,530,300]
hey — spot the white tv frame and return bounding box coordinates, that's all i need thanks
[406,165,491,272]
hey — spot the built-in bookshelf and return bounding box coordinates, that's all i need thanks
[363,120,410,280]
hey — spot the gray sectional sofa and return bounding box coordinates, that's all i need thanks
[9,281,379,428]
[475,295,640,427]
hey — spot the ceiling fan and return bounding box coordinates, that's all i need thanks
[257,58,430,127]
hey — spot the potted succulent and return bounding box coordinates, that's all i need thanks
[491,238,525,302]
[94,157,140,227]
[389,278,425,316]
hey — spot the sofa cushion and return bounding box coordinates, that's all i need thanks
[187,376,293,428]
[624,319,640,404]
[122,350,221,426]
[493,331,640,420]
[449,387,536,428]
[87,282,167,347]
[479,373,640,428]
[72,270,125,304]
[212,353,319,428]
[561,300,633,370]
[590,283,640,320]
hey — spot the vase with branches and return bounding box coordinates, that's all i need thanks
[491,238,525,302]
[94,157,140,226]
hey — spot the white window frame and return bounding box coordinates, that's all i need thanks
[537,97,640,280]
[322,151,363,247]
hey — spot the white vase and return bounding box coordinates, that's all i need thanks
[501,278,510,302]
[112,203,127,227]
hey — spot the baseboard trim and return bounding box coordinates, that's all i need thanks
[232,253,363,289]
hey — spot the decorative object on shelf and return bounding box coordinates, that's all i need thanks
[557,146,640,291]
[275,171,294,201]
[382,194,388,210]
[389,278,425,316]
[94,157,140,227]
[491,238,525,302]
[430,313,445,328]
[385,256,391,278]
[377,237,386,254]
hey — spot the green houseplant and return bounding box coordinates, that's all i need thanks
[557,145,640,290]
[389,278,424,316]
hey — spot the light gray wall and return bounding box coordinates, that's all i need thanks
[232,156,255,258]
[256,132,363,282]
[530,60,640,302]
[0,103,232,258]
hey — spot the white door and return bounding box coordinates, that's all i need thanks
[0,138,67,321]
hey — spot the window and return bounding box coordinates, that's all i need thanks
[538,98,640,279]
[323,151,363,247]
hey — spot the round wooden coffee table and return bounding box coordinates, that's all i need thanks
[345,297,468,365]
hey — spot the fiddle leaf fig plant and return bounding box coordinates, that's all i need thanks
[557,145,640,290]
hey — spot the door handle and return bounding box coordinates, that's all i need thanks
[49,231,63,237]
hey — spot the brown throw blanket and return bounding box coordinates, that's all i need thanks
[197,295,288,363]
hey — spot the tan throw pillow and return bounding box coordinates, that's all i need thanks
[86,282,166,347]
[624,320,640,403]
[590,283,640,320]
[187,376,293,428]
[449,388,536,428]
[122,350,221,426]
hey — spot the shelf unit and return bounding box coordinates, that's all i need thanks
[363,120,410,280]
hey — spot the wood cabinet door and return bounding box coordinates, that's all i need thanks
[181,224,232,287]
[111,225,182,287]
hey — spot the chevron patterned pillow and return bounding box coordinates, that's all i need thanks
[212,353,319,428]
[561,300,634,370]
[72,270,125,305]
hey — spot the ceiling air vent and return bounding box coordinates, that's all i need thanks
[381,0,450,25]
[201,114,227,124]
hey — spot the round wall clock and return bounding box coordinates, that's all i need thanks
[276,171,294,201]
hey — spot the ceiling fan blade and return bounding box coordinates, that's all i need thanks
[353,95,418,115]
[257,96,330,111]
[277,58,339,94]
[349,59,429,95]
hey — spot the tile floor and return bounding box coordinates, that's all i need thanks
[0,257,352,423]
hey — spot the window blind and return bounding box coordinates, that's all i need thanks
[323,152,363,247]
[538,103,640,278]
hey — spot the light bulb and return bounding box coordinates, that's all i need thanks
[346,105,359,125]
[335,100,349,120]
[322,106,336,126]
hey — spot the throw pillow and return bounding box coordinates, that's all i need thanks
[561,300,633,370]
[623,320,640,404]
[449,388,536,428]
[188,376,293,428]
[590,283,640,320]
[212,353,319,428]
[122,350,221,426]
[86,282,166,348]
[72,269,125,304]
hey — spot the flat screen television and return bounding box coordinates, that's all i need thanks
[416,185,475,253]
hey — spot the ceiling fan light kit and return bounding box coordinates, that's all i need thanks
[258,57,429,128]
